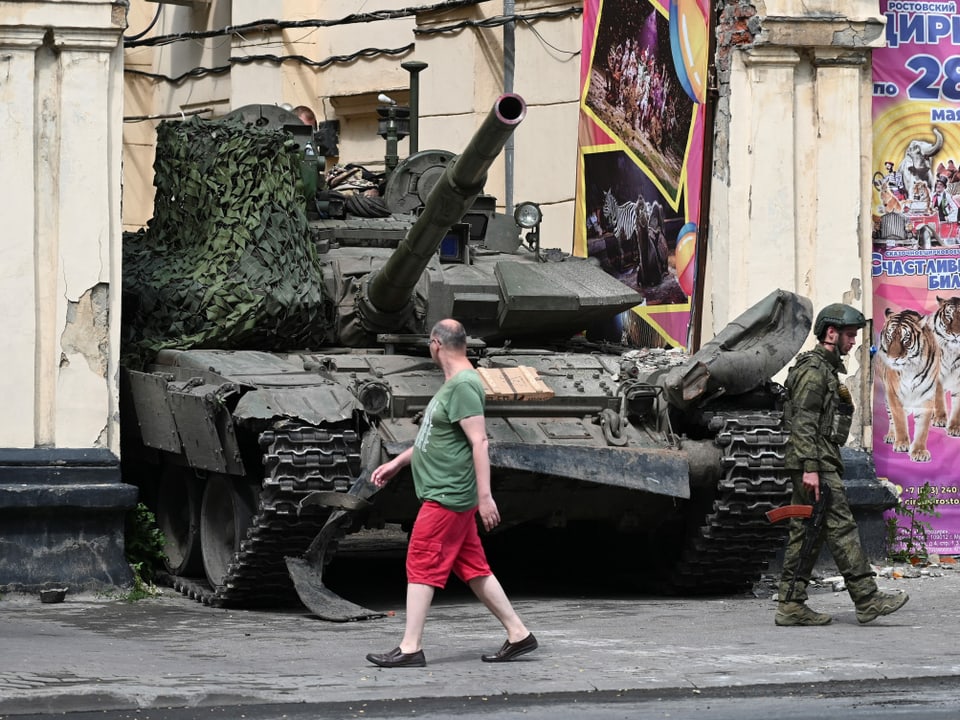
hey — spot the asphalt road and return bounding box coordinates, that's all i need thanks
[6,678,960,720]
[1,559,958,718]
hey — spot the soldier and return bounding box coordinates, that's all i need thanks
[776,304,910,626]
[293,105,318,130]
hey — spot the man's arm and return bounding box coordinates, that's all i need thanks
[459,414,499,531]
[789,364,827,500]
[371,446,414,488]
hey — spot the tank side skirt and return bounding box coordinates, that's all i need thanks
[488,443,689,498]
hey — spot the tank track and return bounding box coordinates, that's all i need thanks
[667,412,793,594]
[163,422,361,607]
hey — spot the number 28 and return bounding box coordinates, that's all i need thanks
[906,55,960,101]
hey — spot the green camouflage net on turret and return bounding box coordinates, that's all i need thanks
[122,115,332,368]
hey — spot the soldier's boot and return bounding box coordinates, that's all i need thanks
[855,590,909,624]
[775,602,832,626]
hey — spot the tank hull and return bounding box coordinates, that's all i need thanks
[122,328,800,610]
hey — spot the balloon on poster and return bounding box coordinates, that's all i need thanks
[675,223,697,296]
[669,0,709,103]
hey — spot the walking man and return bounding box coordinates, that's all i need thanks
[776,303,909,626]
[366,319,537,667]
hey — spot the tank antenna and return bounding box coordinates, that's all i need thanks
[402,61,428,154]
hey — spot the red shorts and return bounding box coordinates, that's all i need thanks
[406,501,492,588]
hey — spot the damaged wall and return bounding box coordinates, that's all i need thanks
[705,0,885,448]
[0,1,135,593]
[59,285,112,447]
[1,3,124,454]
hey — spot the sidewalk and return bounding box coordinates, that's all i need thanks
[1,562,957,716]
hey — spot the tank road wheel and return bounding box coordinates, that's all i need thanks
[156,465,204,577]
[200,473,255,590]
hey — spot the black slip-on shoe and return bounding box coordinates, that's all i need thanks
[481,633,538,662]
[366,647,427,668]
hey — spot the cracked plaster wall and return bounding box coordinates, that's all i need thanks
[707,0,884,447]
[57,284,113,448]
[0,3,124,453]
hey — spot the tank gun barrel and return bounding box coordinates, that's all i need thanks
[362,94,526,323]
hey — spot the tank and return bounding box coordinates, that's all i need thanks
[120,89,813,618]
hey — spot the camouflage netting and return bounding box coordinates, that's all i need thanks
[122,116,333,368]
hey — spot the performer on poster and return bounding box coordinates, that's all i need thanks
[932,178,958,224]
[578,0,707,349]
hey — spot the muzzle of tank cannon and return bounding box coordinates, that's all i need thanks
[356,94,527,333]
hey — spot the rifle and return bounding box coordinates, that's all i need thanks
[766,482,832,603]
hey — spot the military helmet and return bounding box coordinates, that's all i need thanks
[814,303,867,338]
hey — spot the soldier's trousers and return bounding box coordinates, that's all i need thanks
[778,470,877,604]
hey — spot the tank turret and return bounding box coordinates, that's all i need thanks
[360,94,526,327]
[366,94,527,324]
[122,90,641,359]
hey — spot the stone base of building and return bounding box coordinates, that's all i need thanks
[0,448,138,593]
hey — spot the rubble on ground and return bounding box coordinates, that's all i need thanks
[754,555,957,600]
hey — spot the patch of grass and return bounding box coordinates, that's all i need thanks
[123,503,168,601]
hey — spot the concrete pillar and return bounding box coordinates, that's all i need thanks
[707,47,802,331]
[0,3,137,594]
[1,27,46,448]
[705,5,883,447]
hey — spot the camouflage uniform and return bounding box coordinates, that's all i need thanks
[778,344,878,604]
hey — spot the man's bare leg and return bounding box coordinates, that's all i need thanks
[468,574,529,642]
[399,582,435,653]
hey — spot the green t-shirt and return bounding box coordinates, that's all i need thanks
[411,369,485,511]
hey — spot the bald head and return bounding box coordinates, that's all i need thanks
[430,319,467,351]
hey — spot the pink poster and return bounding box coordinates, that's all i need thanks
[872,0,960,553]
[575,0,708,348]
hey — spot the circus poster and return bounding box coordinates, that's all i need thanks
[575,0,708,349]
[872,0,960,554]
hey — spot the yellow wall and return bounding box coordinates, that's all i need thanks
[121,0,584,246]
